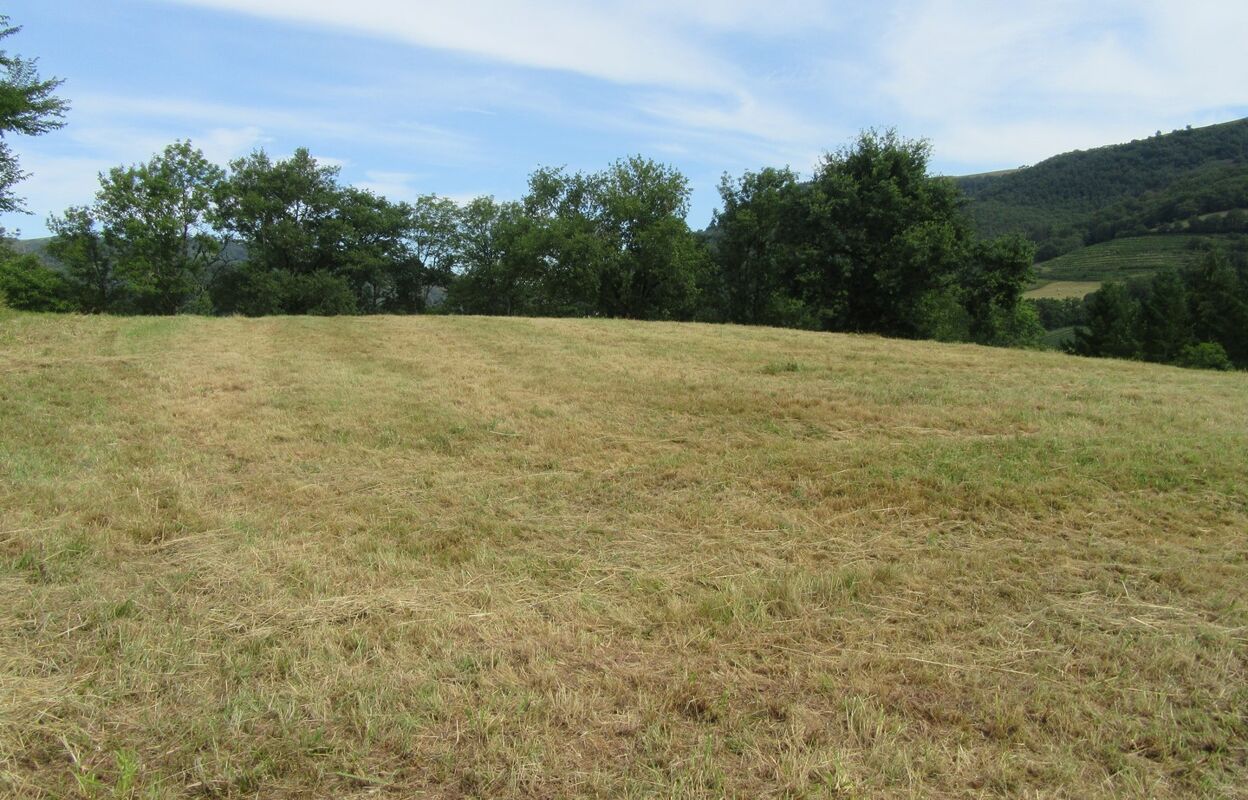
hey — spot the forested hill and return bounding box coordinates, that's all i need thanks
[956,118,1248,260]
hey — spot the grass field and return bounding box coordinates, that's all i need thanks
[2,312,1246,798]
[1036,235,1226,282]
[1023,281,1102,300]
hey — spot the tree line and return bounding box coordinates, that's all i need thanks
[0,14,1239,370]
[1068,249,1248,371]
[1,144,451,316]
[1,132,1046,348]
[1,111,1242,372]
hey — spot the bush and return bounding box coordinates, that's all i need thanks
[982,301,1046,348]
[1177,341,1234,371]
[209,263,286,316]
[286,271,357,316]
[0,254,71,311]
[915,288,971,342]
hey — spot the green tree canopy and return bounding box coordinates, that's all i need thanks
[211,148,433,315]
[94,141,225,314]
[448,158,706,319]
[1073,282,1141,359]
[710,167,808,327]
[1137,268,1190,363]
[46,205,123,313]
[710,130,1037,343]
[0,15,68,215]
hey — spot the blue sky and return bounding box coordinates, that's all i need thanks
[4,0,1247,237]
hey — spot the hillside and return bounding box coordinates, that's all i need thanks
[1022,233,1248,305]
[1023,234,1238,300]
[2,314,1246,798]
[1033,234,1227,282]
[8,236,251,269]
[8,236,54,257]
[957,118,1248,266]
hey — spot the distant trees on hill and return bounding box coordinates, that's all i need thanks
[0,131,1045,349]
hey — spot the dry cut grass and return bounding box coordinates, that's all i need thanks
[1,312,1246,798]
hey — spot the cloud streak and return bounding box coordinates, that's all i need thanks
[163,0,743,91]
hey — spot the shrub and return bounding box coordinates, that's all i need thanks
[0,253,71,311]
[286,271,358,316]
[1177,341,1234,371]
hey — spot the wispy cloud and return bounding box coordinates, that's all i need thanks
[71,94,478,159]
[163,0,739,90]
[2,88,482,233]
[158,0,844,154]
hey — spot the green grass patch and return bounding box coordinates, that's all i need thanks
[1036,234,1231,282]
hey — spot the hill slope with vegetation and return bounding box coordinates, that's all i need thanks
[2,312,1246,798]
[957,118,1248,267]
[1034,234,1231,282]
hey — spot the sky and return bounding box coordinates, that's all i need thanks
[3,0,1247,238]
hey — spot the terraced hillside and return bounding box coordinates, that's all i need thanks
[1033,234,1229,283]
[2,313,1246,798]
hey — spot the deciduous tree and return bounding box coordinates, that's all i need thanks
[0,15,68,215]
[46,206,123,313]
[95,141,224,314]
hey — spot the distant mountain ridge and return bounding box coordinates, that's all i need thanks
[8,236,54,257]
[9,236,249,270]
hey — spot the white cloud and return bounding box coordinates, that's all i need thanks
[627,0,840,36]
[308,155,349,170]
[637,91,824,152]
[157,0,847,151]
[0,154,115,237]
[0,86,488,235]
[876,0,1248,167]
[198,126,271,165]
[0,123,273,236]
[355,170,423,201]
[159,0,1248,173]
[162,0,736,91]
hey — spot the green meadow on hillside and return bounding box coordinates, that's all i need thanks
[1,313,1246,798]
[1034,235,1225,283]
